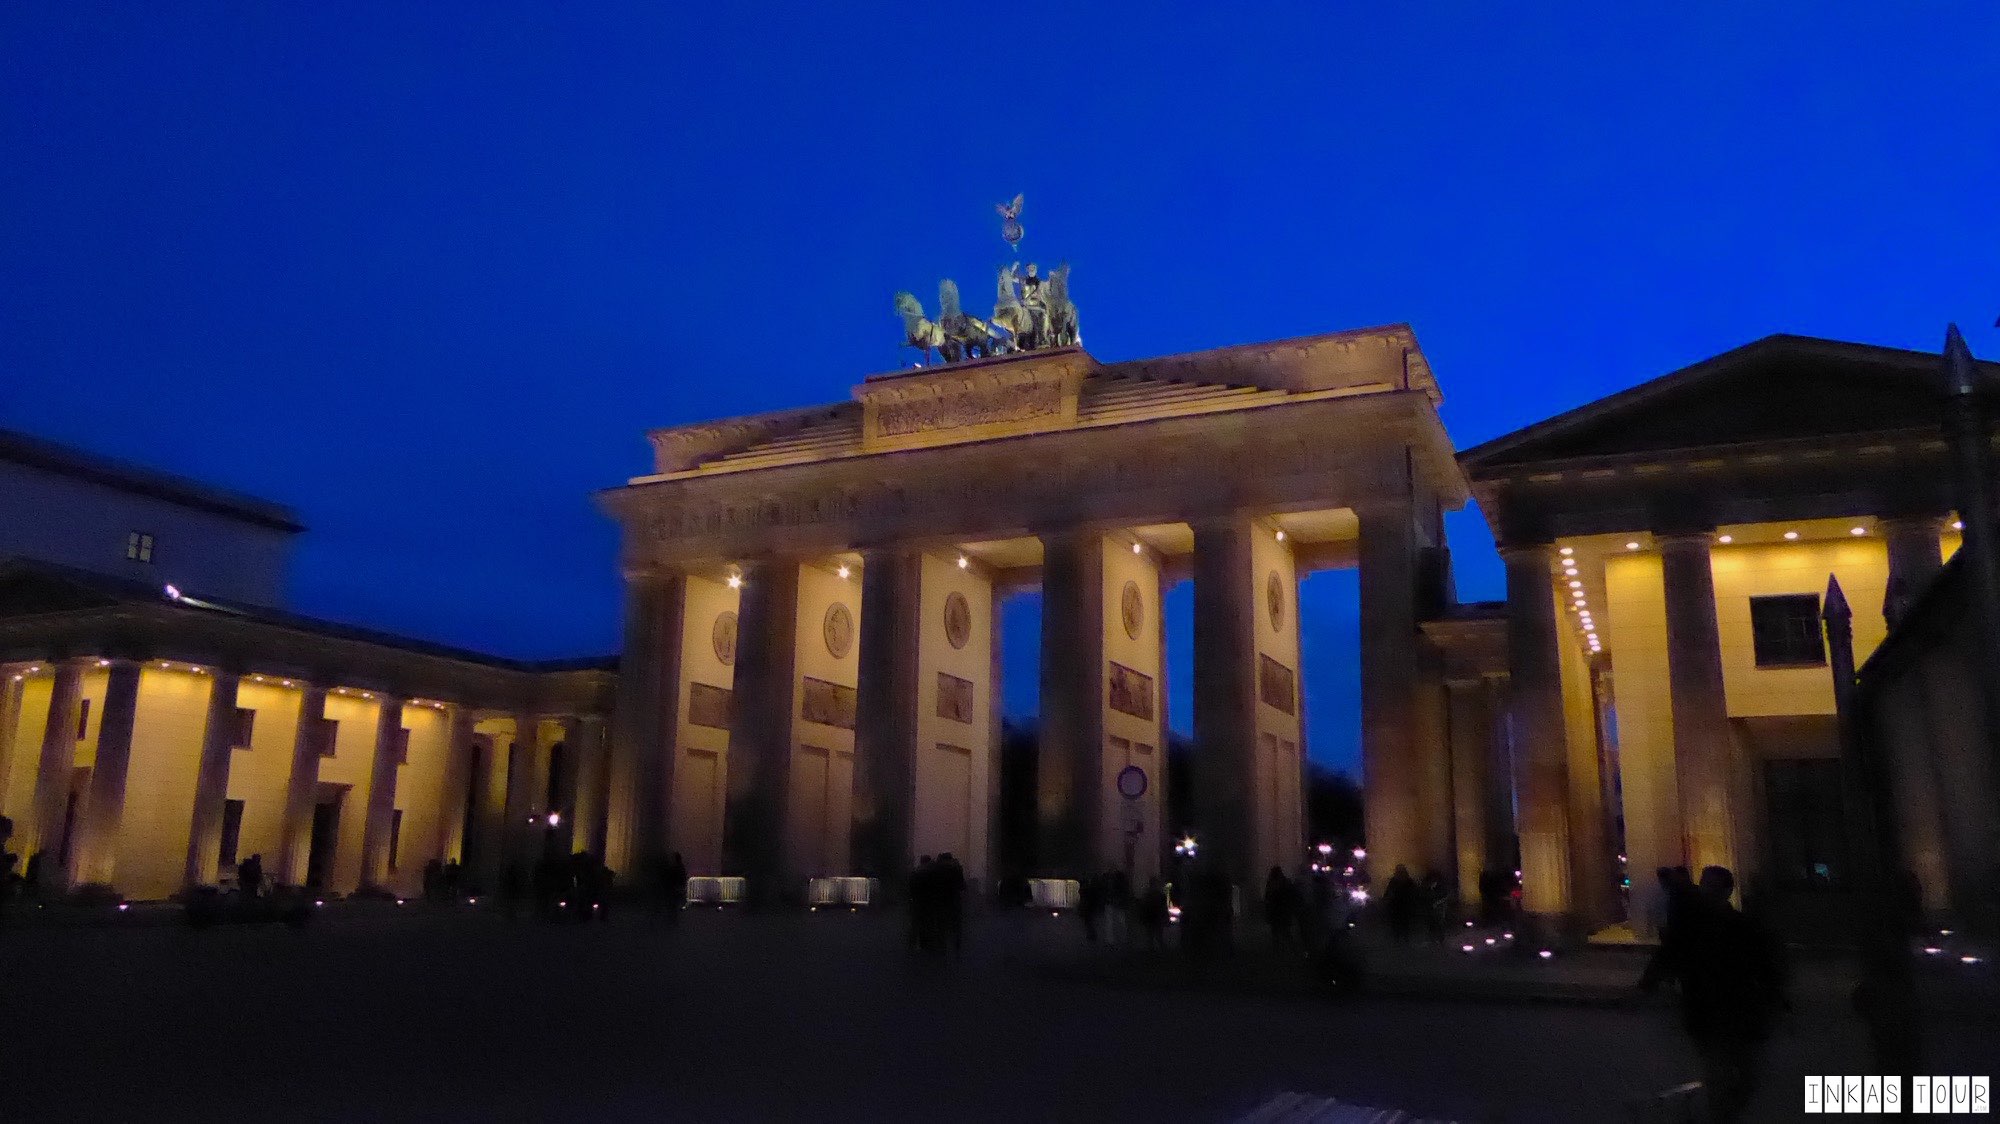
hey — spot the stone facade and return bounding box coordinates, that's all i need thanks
[601,325,1467,900]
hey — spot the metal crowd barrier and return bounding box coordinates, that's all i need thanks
[806,876,877,907]
[685,876,746,905]
[1028,878,1081,910]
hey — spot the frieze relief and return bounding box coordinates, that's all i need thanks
[637,429,1387,548]
[871,377,1066,438]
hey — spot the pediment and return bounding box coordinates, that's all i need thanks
[1462,334,2000,473]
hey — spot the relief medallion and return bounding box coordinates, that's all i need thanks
[943,590,972,649]
[712,611,738,665]
[823,602,855,659]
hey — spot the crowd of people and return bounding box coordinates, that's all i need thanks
[493,848,617,921]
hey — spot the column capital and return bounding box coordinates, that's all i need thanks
[1655,528,1717,552]
[1496,541,1554,565]
[1879,512,1949,536]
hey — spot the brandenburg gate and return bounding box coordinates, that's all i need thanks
[598,325,1468,901]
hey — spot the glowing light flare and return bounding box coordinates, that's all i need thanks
[1558,547,1573,556]
[1783,531,1799,541]
[836,565,850,579]
[726,572,743,589]
[1717,535,1733,544]
[1538,949,1555,960]
[1850,527,1866,536]
[1625,542,1640,550]
[956,555,969,569]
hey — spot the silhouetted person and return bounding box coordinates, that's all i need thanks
[907,856,935,951]
[936,852,967,955]
[237,853,263,900]
[660,851,688,923]
[1422,870,1449,943]
[1383,865,1417,945]
[1104,869,1132,945]
[1637,865,1786,1123]
[1137,877,1169,951]
[1077,872,1104,944]
[1264,867,1297,950]
[0,815,16,921]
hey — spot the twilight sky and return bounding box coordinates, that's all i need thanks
[3,4,1996,776]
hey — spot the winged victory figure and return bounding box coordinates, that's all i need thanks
[996,193,1024,253]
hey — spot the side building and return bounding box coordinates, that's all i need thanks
[0,429,613,902]
[1458,333,1993,936]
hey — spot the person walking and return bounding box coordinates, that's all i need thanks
[661,851,688,924]
[936,853,967,956]
[1383,865,1417,945]
[1637,865,1787,1122]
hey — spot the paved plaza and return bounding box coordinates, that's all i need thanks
[3,905,1994,1122]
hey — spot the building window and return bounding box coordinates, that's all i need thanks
[219,799,246,868]
[1749,594,1825,667]
[126,532,155,563]
[388,809,403,871]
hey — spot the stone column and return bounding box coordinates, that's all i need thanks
[0,667,25,815]
[358,697,408,888]
[275,683,330,885]
[1658,532,1740,878]
[1445,678,1491,905]
[1358,502,1424,885]
[502,714,544,874]
[183,670,244,888]
[986,583,1006,888]
[853,548,920,884]
[433,706,479,865]
[1413,645,1454,880]
[28,660,86,865]
[1481,676,1516,878]
[1191,518,1257,888]
[724,559,801,904]
[68,659,142,888]
[1882,515,1946,627]
[569,714,612,858]
[604,571,685,883]
[1503,544,1572,924]
[1040,530,1107,878]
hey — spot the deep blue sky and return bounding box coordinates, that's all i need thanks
[4,4,1996,776]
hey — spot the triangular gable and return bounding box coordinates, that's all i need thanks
[1461,334,2000,472]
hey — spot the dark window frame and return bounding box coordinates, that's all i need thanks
[126,531,155,563]
[1749,593,1826,668]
